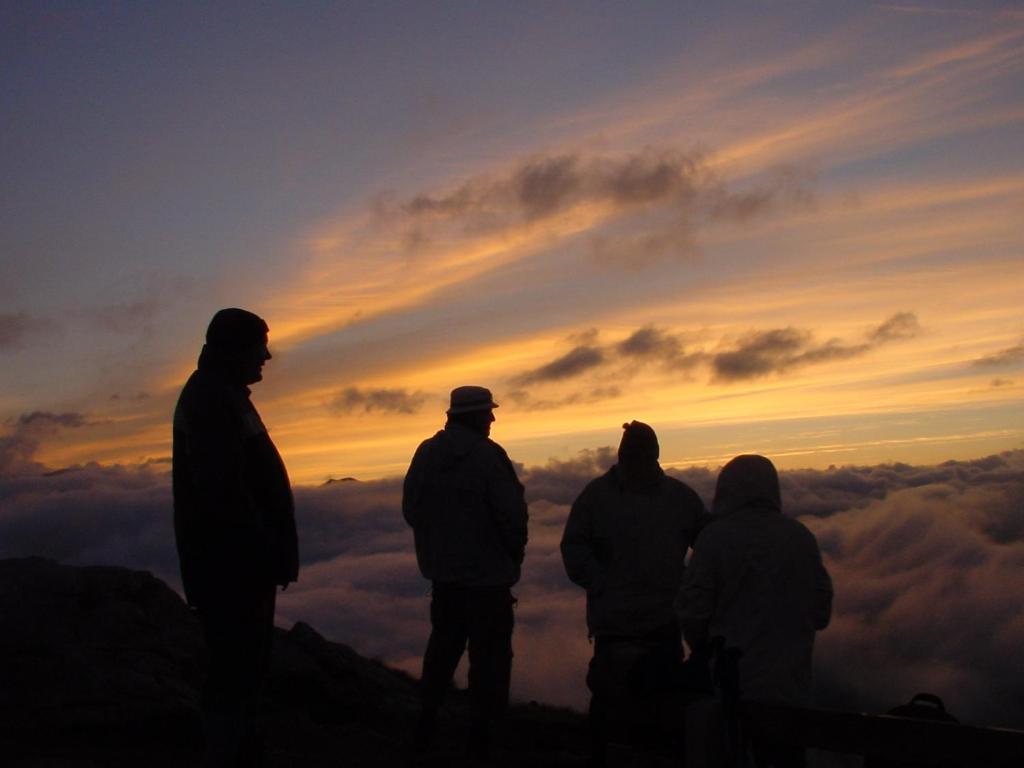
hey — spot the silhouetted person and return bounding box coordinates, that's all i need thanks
[561,421,706,766]
[676,454,832,768]
[173,308,299,768]
[403,386,528,760]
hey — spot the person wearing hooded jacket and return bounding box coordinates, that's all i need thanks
[561,421,706,764]
[675,454,832,768]
[403,386,528,759]
[173,308,298,768]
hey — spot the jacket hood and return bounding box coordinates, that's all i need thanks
[434,421,487,464]
[712,454,781,516]
[610,461,665,492]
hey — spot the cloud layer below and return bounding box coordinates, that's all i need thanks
[2,446,1021,728]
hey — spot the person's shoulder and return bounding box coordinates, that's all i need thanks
[662,474,705,507]
[477,437,518,471]
[777,513,820,543]
[419,429,446,447]
[573,468,616,503]
[176,369,230,417]
[410,430,445,459]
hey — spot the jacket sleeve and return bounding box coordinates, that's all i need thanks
[560,485,606,594]
[810,538,833,631]
[402,440,430,528]
[486,445,528,564]
[675,531,717,651]
[682,485,711,547]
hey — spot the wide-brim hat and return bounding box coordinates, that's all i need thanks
[447,386,499,415]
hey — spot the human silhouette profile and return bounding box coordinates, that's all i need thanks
[402,386,528,760]
[561,421,706,766]
[676,454,833,768]
[172,308,299,767]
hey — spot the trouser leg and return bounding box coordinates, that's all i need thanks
[417,582,469,751]
[199,585,276,768]
[587,691,609,768]
[420,583,470,711]
[465,586,514,758]
[586,640,610,768]
[466,586,514,719]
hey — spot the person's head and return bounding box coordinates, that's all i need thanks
[618,420,659,469]
[712,454,781,516]
[446,386,498,437]
[205,308,271,385]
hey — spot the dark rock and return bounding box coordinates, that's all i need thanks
[0,557,586,766]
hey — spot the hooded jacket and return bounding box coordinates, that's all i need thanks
[675,455,833,705]
[561,464,705,638]
[172,345,299,607]
[403,422,528,587]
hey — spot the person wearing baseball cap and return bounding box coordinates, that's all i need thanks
[173,308,298,767]
[403,386,528,760]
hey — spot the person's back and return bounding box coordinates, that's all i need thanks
[403,420,525,587]
[677,454,831,706]
[562,421,706,766]
[681,507,829,704]
[402,386,528,760]
[564,462,704,638]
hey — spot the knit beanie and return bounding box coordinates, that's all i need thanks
[205,308,269,349]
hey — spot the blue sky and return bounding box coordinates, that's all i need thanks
[2,1,1022,482]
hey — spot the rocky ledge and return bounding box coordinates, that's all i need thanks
[0,557,585,767]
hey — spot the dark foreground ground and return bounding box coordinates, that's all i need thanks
[0,558,590,767]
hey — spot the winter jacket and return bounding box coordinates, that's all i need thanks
[172,349,299,607]
[403,422,528,587]
[675,457,832,705]
[561,465,705,638]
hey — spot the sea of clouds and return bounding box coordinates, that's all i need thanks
[1,435,1021,728]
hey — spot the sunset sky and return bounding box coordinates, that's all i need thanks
[4,2,1024,728]
[3,2,1022,483]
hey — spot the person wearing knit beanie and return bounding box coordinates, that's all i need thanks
[562,420,707,765]
[173,308,297,767]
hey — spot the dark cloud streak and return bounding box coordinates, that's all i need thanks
[329,387,431,415]
[712,312,920,382]
[513,344,605,385]
[868,311,921,342]
[972,341,1024,368]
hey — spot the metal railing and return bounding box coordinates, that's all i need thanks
[741,701,1024,766]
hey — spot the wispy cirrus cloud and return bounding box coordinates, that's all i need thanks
[269,148,815,345]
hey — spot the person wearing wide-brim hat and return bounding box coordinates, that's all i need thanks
[402,386,528,760]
